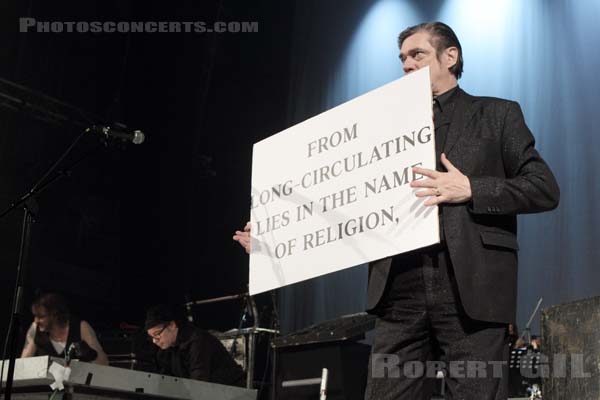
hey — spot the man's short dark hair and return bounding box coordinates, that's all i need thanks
[398,21,463,79]
[32,292,70,325]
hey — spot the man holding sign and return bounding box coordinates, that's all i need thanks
[234,21,559,399]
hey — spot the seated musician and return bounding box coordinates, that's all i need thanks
[145,304,245,387]
[20,292,108,365]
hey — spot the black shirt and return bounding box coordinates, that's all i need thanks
[156,322,246,387]
[384,86,460,283]
[433,85,458,166]
[34,317,81,357]
[433,85,459,242]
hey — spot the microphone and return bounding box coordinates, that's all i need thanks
[66,341,98,363]
[185,303,194,323]
[86,125,145,145]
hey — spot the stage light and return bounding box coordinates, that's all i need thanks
[332,0,420,104]
[437,0,517,96]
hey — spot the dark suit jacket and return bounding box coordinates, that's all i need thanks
[156,323,246,386]
[367,88,560,324]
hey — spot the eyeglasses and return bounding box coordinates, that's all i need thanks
[148,324,169,341]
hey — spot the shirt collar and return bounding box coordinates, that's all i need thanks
[174,322,194,346]
[433,85,459,113]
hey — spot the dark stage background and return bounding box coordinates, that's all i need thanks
[0,0,599,364]
[278,0,600,335]
[0,0,293,343]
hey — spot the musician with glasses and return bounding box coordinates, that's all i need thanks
[145,304,245,386]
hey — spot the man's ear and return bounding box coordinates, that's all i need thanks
[444,46,458,70]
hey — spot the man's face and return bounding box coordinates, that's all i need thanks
[399,31,455,95]
[32,306,53,332]
[147,321,178,350]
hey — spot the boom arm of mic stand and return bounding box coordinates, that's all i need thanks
[0,131,105,220]
[183,292,248,307]
[518,297,544,343]
[0,129,103,400]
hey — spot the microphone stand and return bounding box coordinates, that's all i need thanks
[183,291,280,390]
[0,130,103,400]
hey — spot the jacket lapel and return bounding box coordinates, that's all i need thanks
[443,88,479,157]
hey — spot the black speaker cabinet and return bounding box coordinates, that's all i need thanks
[272,341,371,400]
[541,296,600,399]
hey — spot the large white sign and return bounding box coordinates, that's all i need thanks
[249,67,438,295]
